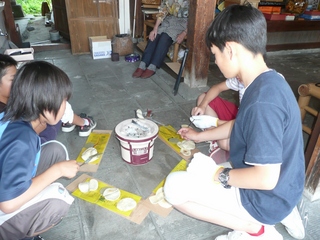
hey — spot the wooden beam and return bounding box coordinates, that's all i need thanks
[305,115,320,171]
[3,0,22,47]
[305,134,320,201]
[184,0,216,88]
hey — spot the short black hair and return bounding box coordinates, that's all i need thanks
[0,54,17,83]
[206,4,267,56]
[3,61,72,122]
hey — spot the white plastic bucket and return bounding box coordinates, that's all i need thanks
[115,118,159,165]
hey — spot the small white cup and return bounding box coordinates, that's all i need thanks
[78,179,98,193]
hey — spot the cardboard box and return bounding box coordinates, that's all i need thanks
[4,48,34,62]
[89,36,112,59]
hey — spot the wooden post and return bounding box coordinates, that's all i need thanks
[3,0,22,47]
[305,115,320,170]
[298,94,311,123]
[304,135,320,201]
[184,0,216,88]
[297,83,320,170]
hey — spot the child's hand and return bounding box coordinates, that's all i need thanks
[191,106,204,116]
[56,160,79,179]
[177,128,201,143]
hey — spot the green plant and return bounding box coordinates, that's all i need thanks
[16,0,51,15]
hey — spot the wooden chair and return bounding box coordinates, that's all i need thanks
[298,83,320,171]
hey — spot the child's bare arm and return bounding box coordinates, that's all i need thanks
[178,120,234,143]
[192,81,230,115]
[0,160,79,214]
[214,164,281,190]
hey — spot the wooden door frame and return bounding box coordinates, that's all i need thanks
[3,0,21,46]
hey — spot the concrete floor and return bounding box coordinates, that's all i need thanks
[30,47,320,240]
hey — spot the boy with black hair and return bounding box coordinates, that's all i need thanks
[164,5,305,240]
[0,54,97,141]
[0,61,80,240]
[0,55,17,112]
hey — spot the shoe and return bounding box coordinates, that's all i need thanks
[209,140,219,153]
[140,69,155,79]
[79,116,97,137]
[281,206,305,239]
[61,122,76,132]
[132,68,145,78]
[22,236,45,240]
[33,236,45,240]
[215,226,283,240]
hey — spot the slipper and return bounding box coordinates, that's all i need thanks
[132,68,144,78]
[141,69,155,79]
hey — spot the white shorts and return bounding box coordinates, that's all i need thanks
[164,170,263,225]
[60,101,74,124]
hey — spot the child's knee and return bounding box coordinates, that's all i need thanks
[197,93,206,105]
[218,139,230,151]
[42,141,69,161]
[164,171,190,205]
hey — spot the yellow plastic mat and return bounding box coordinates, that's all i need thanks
[77,130,112,172]
[72,179,141,217]
[142,159,188,217]
[158,125,199,160]
[152,159,188,194]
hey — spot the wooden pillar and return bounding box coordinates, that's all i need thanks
[184,0,216,88]
[304,135,320,201]
[3,0,22,47]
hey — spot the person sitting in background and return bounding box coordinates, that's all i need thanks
[0,54,97,144]
[132,0,189,79]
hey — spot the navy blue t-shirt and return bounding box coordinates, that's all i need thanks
[230,70,305,224]
[0,115,41,202]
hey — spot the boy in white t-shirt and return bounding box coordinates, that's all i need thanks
[187,77,244,152]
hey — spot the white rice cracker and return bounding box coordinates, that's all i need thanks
[149,187,172,208]
[103,188,121,201]
[81,147,99,162]
[116,198,137,211]
[177,140,195,156]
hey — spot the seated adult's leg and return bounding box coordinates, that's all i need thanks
[141,34,162,67]
[150,32,173,68]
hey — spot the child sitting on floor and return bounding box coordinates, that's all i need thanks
[0,54,97,143]
[0,60,79,240]
[165,5,305,240]
[190,77,244,153]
